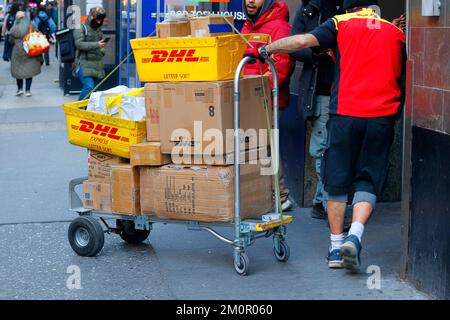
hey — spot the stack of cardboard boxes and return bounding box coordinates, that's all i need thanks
[140,74,274,222]
[83,152,127,212]
[82,15,273,223]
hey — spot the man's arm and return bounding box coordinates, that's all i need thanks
[398,45,408,107]
[266,34,320,55]
[264,17,338,56]
[268,21,296,89]
[392,13,406,33]
[49,17,57,34]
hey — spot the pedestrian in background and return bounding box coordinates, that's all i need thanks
[2,4,19,62]
[74,7,108,101]
[10,11,43,97]
[290,0,343,221]
[33,6,57,66]
[242,0,296,211]
[46,2,59,29]
[27,4,38,21]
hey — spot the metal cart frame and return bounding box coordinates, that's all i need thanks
[67,57,292,275]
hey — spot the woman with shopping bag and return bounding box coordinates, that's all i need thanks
[9,11,43,97]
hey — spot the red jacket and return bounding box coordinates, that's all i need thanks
[241,2,295,109]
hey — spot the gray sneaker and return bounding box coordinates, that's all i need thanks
[281,199,294,211]
[327,249,344,269]
[340,235,362,272]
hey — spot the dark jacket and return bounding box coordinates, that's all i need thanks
[290,0,342,120]
[74,18,105,79]
[33,10,57,38]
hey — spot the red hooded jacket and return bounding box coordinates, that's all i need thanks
[241,2,295,108]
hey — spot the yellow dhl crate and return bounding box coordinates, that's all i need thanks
[63,100,146,159]
[130,34,249,82]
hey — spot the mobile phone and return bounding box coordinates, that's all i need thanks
[103,37,111,43]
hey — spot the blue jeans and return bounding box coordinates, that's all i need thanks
[3,35,13,61]
[78,66,96,101]
[44,51,50,65]
[309,95,330,209]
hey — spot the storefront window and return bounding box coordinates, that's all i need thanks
[120,0,138,87]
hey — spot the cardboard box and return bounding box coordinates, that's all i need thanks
[190,15,234,38]
[88,151,129,184]
[140,164,272,222]
[171,146,269,166]
[130,142,171,167]
[159,76,271,155]
[111,165,140,215]
[82,181,112,212]
[156,21,190,38]
[144,83,161,141]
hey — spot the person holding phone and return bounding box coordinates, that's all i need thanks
[74,7,108,101]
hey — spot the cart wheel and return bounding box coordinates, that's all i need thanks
[117,219,150,244]
[273,239,290,262]
[68,216,104,257]
[234,252,250,276]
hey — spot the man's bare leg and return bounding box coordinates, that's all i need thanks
[352,201,373,225]
[327,200,346,234]
[326,198,347,268]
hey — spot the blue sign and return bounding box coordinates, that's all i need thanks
[142,0,162,38]
[142,0,245,36]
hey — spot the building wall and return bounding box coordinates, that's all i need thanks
[409,0,450,133]
[403,0,450,299]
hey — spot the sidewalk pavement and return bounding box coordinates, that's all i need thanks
[0,46,76,110]
[0,44,429,300]
[0,203,429,300]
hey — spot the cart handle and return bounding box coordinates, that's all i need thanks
[233,57,280,246]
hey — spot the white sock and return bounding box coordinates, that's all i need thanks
[348,222,365,242]
[330,233,345,251]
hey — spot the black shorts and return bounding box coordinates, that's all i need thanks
[321,114,396,196]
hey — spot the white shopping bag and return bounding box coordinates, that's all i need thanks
[105,88,146,121]
[87,85,129,115]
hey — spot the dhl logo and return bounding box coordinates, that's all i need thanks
[71,120,129,142]
[142,50,209,63]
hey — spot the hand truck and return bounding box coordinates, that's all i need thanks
[67,57,293,275]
